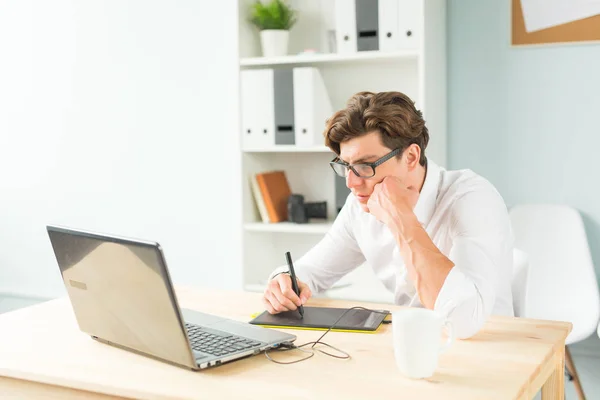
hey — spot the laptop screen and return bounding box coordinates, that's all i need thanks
[47,226,195,368]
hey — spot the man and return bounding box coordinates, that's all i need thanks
[263,91,514,339]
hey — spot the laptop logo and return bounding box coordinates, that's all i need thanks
[69,280,87,290]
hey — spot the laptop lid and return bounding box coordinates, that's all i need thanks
[46,225,197,369]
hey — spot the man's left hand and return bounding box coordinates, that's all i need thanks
[367,176,420,226]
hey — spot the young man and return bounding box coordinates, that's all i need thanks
[263,91,514,339]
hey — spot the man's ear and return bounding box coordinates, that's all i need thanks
[404,144,421,170]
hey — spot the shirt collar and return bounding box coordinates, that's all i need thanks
[413,158,441,226]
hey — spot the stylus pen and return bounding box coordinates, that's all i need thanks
[285,251,304,318]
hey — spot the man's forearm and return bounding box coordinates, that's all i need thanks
[388,210,454,309]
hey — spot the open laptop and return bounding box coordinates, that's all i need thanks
[46,225,296,370]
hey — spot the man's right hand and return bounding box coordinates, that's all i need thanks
[263,273,312,314]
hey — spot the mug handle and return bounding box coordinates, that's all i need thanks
[439,320,454,354]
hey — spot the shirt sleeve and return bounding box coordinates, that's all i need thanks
[268,194,366,293]
[433,186,513,339]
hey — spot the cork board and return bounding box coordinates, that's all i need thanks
[512,0,600,46]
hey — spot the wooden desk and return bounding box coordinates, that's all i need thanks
[0,286,571,399]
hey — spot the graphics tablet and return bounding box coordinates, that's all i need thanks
[249,306,388,332]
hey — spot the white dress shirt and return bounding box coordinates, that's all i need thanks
[270,159,514,339]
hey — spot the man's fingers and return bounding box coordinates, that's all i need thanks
[264,279,292,313]
[266,273,308,310]
[298,282,312,304]
[277,275,302,307]
[265,290,290,313]
[274,290,298,310]
[262,297,276,314]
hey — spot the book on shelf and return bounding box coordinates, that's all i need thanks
[251,170,292,223]
[250,174,270,223]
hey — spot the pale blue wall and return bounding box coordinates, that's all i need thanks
[448,0,600,283]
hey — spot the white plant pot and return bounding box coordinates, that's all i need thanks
[260,30,289,57]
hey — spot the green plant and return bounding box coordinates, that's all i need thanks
[249,0,297,31]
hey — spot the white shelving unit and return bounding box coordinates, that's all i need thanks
[237,0,446,303]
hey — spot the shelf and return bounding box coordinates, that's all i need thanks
[240,50,419,68]
[244,221,333,234]
[242,145,332,153]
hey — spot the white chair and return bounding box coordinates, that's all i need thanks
[512,248,530,318]
[509,204,600,400]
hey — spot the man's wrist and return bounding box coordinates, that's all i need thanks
[270,271,290,281]
[388,206,419,242]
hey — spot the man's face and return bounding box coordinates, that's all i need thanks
[338,131,408,212]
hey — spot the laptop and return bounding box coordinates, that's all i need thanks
[46,225,296,370]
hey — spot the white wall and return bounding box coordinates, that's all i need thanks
[0,1,242,299]
[448,0,600,287]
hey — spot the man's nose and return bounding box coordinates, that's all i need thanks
[346,169,363,188]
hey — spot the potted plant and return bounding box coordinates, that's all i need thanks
[250,0,297,57]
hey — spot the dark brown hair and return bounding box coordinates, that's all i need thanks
[324,91,429,166]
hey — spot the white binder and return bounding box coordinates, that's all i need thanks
[292,67,333,147]
[378,0,399,51]
[397,0,422,50]
[335,0,358,54]
[240,69,275,150]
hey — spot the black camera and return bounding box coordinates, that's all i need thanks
[287,194,327,224]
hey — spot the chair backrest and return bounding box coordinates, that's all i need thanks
[509,204,600,344]
[512,248,530,318]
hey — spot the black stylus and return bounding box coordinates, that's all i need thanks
[285,251,304,318]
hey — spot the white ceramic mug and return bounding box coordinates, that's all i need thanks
[392,308,454,379]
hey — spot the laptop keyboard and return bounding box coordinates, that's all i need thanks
[185,323,263,357]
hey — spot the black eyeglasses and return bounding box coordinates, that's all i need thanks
[329,148,401,178]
